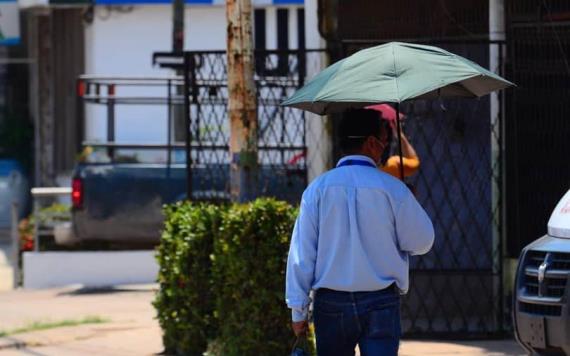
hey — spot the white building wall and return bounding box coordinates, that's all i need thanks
[84,5,227,151]
[23,251,158,289]
[84,4,302,152]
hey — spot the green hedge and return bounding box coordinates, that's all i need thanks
[213,198,297,355]
[154,198,311,355]
[154,202,225,355]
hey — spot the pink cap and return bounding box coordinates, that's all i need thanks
[366,104,405,122]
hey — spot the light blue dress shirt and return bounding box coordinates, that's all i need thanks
[285,155,435,322]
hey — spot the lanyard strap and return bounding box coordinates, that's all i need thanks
[337,159,376,169]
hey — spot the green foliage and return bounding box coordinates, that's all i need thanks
[154,198,312,356]
[212,198,298,355]
[36,203,71,224]
[154,202,225,356]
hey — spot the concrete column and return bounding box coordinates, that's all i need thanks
[305,0,332,182]
[28,9,55,187]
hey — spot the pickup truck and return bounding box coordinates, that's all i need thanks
[59,76,306,247]
[513,189,570,355]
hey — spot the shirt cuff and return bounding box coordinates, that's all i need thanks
[292,308,308,322]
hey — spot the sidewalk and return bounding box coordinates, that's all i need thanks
[0,242,14,291]
[399,340,525,355]
[0,285,525,355]
[0,285,162,355]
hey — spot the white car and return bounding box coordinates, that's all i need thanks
[514,190,570,355]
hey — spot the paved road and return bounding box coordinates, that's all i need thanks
[0,285,525,355]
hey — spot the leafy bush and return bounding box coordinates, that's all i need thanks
[212,198,297,355]
[154,202,225,355]
[154,198,311,355]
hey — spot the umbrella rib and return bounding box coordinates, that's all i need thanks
[391,43,401,103]
[406,73,480,100]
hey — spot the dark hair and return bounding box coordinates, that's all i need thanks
[339,109,383,154]
[380,120,393,164]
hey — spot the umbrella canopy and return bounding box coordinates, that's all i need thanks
[282,42,514,115]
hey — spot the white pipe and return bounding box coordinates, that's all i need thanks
[489,0,505,300]
[305,0,331,182]
[31,187,72,196]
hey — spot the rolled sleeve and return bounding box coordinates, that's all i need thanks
[292,308,308,322]
[285,192,318,321]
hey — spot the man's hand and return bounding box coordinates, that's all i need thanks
[291,320,308,336]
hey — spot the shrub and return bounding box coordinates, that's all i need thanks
[212,198,298,355]
[154,202,225,355]
[154,198,312,355]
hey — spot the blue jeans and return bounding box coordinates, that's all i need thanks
[313,286,401,356]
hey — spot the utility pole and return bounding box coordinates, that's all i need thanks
[172,0,185,143]
[29,9,55,187]
[172,0,184,53]
[226,0,258,202]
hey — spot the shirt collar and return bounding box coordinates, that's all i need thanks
[336,155,377,168]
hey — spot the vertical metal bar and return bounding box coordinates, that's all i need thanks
[107,86,116,160]
[95,83,100,103]
[172,0,185,54]
[190,55,200,164]
[395,102,405,181]
[281,87,286,165]
[171,0,186,146]
[167,79,172,178]
[76,78,85,155]
[11,202,19,288]
[184,53,193,200]
[299,50,308,187]
[33,198,40,252]
[298,49,307,85]
[497,43,506,331]
[490,0,506,332]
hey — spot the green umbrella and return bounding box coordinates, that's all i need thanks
[282,42,513,114]
[282,42,514,178]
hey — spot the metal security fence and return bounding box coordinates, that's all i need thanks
[153,49,331,204]
[505,3,570,257]
[338,41,508,337]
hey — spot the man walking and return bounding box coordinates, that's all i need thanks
[286,109,434,356]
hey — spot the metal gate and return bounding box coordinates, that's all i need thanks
[338,40,508,337]
[505,1,570,257]
[153,49,328,203]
